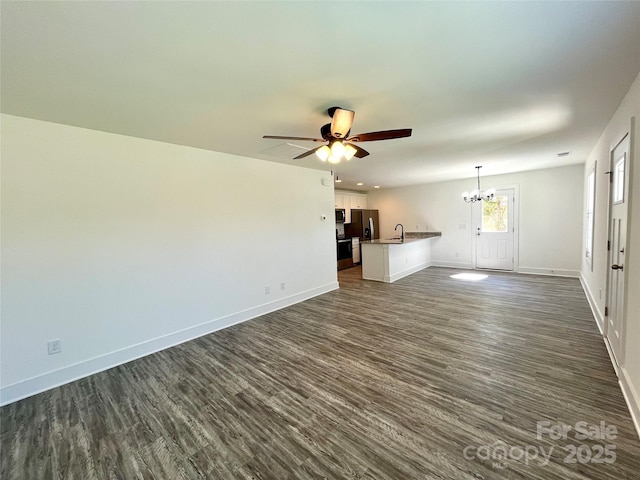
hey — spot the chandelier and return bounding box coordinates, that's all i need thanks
[462,166,495,203]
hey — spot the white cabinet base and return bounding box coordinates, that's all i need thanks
[361,239,432,283]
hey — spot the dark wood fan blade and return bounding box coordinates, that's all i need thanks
[350,144,370,158]
[330,108,354,138]
[263,135,325,142]
[293,145,324,160]
[347,128,412,142]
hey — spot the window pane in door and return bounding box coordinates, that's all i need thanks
[585,170,595,262]
[613,154,625,204]
[482,195,508,232]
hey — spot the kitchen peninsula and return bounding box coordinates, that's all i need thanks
[361,232,441,283]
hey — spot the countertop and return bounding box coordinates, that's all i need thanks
[405,231,442,239]
[361,232,441,245]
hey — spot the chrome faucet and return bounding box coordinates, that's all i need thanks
[394,223,404,241]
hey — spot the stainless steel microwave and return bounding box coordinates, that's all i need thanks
[335,209,346,223]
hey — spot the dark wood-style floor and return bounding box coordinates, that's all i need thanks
[1,267,639,479]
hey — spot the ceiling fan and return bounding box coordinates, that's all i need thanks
[263,107,412,164]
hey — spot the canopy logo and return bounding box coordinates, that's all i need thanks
[463,420,618,469]
[463,440,552,470]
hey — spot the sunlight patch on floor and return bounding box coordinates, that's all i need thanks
[450,273,488,282]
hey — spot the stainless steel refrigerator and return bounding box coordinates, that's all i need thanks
[347,209,379,241]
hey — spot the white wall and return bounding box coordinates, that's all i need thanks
[580,72,640,434]
[0,114,338,405]
[367,164,584,276]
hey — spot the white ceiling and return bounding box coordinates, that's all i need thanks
[2,2,639,191]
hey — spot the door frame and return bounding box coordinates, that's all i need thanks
[472,184,520,271]
[603,125,634,369]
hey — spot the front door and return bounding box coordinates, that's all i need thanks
[476,188,515,271]
[606,133,630,367]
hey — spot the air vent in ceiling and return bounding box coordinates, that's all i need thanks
[557,151,571,157]
[260,142,310,160]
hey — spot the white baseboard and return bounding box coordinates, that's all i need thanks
[579,273,605,333]
[385,261,431,283]
[620,367,640,439]
[427,263,579,278]
[518,266,579,277]
[0,282,339,406]
[429,260,474,269]
[603,337,620,377]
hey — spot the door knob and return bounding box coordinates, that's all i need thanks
[611,264,624,271]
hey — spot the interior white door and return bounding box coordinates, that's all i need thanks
[475,188,515,271]
[606,134,629,367]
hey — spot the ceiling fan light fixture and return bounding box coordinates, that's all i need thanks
[330,108,355,138]
[344,144,357,161]
[330,141,345,159]
[315,145,331,162]
[263,106,411,163]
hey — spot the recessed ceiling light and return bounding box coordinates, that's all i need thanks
[374,185,380,189]
[356,182,363,186]
[557,151,571,157]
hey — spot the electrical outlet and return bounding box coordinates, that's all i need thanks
[455,252,459,258]
[280,282,286,291]
[48,339,62,355]
[265,285,271,294]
